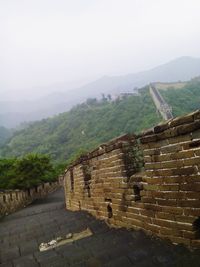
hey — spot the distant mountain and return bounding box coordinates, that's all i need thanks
[1,56,200,128]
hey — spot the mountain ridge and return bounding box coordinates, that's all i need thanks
[1,56,200,128]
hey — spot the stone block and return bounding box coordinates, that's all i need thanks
[169,114,194,128]
[156,212,175,221]
[177,120,200,135]
[161,206,183,215]
[140,135,157,144]
[160,144,182,154]
[157,199,177,206]
[168,134,192,144]
[154,122,170,133]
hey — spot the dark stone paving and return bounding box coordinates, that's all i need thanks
[1,189,200,267]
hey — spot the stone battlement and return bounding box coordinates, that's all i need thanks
[0,181,60,216]
[64,110,200,248]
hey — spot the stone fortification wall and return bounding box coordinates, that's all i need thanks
[0,181,60,216]
[64,110,200,247]
[149,84,173,120]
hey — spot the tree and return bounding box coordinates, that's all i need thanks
[0,154,57,190]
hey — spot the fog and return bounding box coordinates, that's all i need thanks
[0,0,200,100]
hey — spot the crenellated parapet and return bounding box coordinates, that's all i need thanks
[0,181,60,216]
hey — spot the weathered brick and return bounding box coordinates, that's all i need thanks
[151,154,171,162]
[175,215,196,224]
[177,120,200,135]
[154,218,193,231]
[172,166,197,176]
[182,140,200,150]
[156,127,178,140]
[160,144,182,154]
[140,209,155,217]
[142,177,163,184]
[157,199,177,206]
[180,183,200,191]
[159,227,179,237]
[126,207,140,214]
[147,139,169,149]
[143,203,162,212]
[169,114,194,128]
[192,129,200,140]
[65,112,200,248]
[162,191,185,199]
[161,206,184,215]
[168,134,192,144]
[143,184,160,191]
[143,222,160,234]
[141,197,156,204]
[143,148,160,156]
[161,160,184,169]
[140,134,157,144]
[144,156,152,163]
[170,150,195,160]
[177,200,200,208]
[157,184,180,191]
[183,157,200,166]
[145,162,162,170]
[163,176,185,184]
[154,122,170,133]
[195,149,200,156]
[184,208,200,216]
[156,212,175,220]
[182,231,196,239]
[168,236,191,246]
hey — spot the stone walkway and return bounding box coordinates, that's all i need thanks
[0,189,200,267]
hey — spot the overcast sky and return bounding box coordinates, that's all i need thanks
[0,0,200,99]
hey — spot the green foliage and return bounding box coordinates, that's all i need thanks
[0,154,58,190]
[159,80,200,117]
[0,126,12,147]
[0,89,161,163]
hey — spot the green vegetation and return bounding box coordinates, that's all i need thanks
[0,154,59,190]
[159,79,200,117]
[0,89,161,164]
[1,79,200,190]
[0,126,12,146]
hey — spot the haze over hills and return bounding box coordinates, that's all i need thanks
[1,77,200,163]
[1,56,200,128]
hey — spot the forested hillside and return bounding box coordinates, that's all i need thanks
[0,126,12,146]
[159,79,200,117]
[0,89,160,164]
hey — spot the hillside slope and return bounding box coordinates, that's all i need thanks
[159,78,200,117]
[1,56,200,128]
[0,89,160,163]
[0,127,12,146]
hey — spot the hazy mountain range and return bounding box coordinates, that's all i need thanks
[1,56,200,128]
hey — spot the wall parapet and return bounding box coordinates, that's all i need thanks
[64,109,200,248]
[0,181,60,216]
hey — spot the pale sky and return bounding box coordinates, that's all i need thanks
[0,0,200,99]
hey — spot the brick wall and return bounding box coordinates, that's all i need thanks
[0,181,60,216]
[64,110,200,248]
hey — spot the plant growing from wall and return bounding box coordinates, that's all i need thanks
[122,140,144,178]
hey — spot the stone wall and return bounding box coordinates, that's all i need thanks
[64,110,200,248]
[149,84,173,120]
[0,181,60,216]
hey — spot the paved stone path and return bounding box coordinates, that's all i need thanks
[0,189,200,267]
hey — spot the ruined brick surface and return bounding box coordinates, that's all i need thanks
[64,109,200,248]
